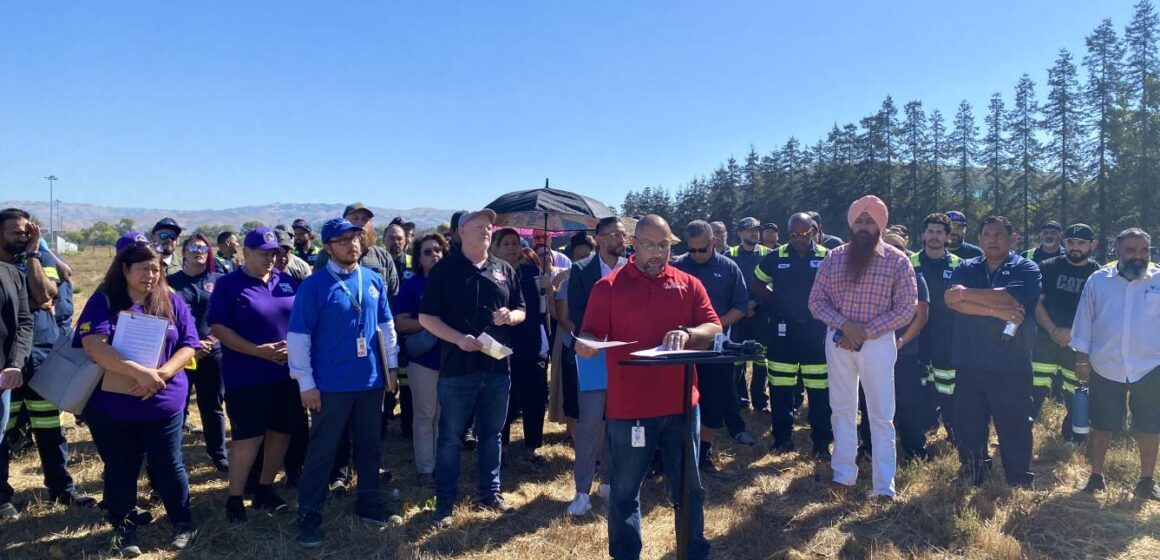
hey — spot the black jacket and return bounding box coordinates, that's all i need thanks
[567,254,627,334]
[0,261,33,370]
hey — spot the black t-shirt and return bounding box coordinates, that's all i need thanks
[1039,256,1100,328]
[420,248,525,376]
[949,242,984,260]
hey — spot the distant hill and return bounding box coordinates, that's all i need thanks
[1,201,457,233]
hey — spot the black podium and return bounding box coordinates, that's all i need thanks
[619,353,741,560]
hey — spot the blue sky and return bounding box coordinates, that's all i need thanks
[0,1,1139,212]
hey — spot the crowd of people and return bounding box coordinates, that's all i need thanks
[0,197,1156,559]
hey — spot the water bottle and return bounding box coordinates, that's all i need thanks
[1000,321,1019,343]
[1072,385,1090,435]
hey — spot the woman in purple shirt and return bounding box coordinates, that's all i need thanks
[395,233,446,487]
[75,242,200,556]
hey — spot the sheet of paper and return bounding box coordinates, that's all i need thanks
[476,332,514,360]
[629,346,718,359]
[572,337,637,350]
[104,312,169,394]
[576,350,608,391]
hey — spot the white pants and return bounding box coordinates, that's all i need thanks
[826,329,898,496]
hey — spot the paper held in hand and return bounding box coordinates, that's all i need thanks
[629,346,718,359]
[476,332,514,360]
[102,312,169,395]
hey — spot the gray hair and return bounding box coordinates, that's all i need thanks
[685,220,713,240]
[1116,228,1152,245]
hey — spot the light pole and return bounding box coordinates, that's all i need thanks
[43,175,57,236]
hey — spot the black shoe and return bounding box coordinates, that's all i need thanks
[226,496,247,524]
[110,525,141,558]
[1082,473,1106,494]
[357,508,403,527]
[252,485,290,515]
[128,507,153,527]
[434,508,454,528]
[463,429,478,451]
[212,460,230,473]
[170,522,196,550]
[1134,478,1160,501]
[297,514,323,549]
[328,479,349,495]
[55,491,98,508]
[477,494,516,515]
[769,441,795,454]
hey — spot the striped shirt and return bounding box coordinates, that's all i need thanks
[808,242,918,339]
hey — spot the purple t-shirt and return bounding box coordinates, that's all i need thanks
[73,291,199,422]
[206,268,298,391]
[397,274,439,370]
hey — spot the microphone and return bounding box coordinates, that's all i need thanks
[713,333,764,358]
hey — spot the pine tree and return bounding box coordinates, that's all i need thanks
[1125,0,1160,231]
[1043,48,1087,226]
[983,93,1008,219]
[1084,18,1127,240]
[1008,74,1043,239]
[950,100,979,216]
[898,101,929,226]
[877,97,900,204]
[927,109,948,216]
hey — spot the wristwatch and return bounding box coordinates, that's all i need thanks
[677,326,693,337]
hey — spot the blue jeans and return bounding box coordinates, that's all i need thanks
[86,410,190,528]
[297,388,385,523]
[606,408,710,560]
[434,371,510,513]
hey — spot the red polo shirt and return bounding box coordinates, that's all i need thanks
[580,257,720,419]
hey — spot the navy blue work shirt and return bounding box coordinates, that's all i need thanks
[948,252,1042,375]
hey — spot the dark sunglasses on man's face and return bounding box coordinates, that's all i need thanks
[156,231,178,241]
[687,246,711,254]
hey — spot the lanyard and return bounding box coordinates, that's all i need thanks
[328,265,364,327]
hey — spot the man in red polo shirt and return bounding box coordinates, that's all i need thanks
[575,215,721,560]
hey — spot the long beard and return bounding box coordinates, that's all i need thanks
[361,228,376,250]
[1119,259,1148,280]
[846,231,881,282]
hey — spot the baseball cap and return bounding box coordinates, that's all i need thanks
[450,209,496,233]
[343,202,374,219]
[291,218,312,233]
[115,231,150,253]
[273,228,294,250]
[244,227,281,251]
[736,217,761,231]
[1040,220,1063,232]
[321,217,364,244]
[152,217,182,234]
[945,211,968,225]
[389,216,416,230]
[761,222,779,232]
[1064,223,1095,241]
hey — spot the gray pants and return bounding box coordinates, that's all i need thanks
[297,388,385,519]
[408,363,440,474]
[575,389,609,494]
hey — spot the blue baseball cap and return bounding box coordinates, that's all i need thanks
[945,211,967,225]
[116,231,150,253]
[321,218,363,244]
[244,227,281,251]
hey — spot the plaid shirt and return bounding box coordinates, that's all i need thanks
[808,242,918,339]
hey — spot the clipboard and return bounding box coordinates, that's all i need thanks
[102,312,169,395]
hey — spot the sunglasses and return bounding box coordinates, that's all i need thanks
[185,245,209,254]
[156,231,178,241]
[789,231,813,239]
[422,248,442,257]
[687,246,711,254]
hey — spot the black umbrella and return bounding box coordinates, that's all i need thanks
[484,179,615,232]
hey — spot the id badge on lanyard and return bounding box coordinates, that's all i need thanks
[328,266,367,359]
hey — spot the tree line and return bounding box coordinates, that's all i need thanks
[621,2,1160,246]
[65,219,267,247]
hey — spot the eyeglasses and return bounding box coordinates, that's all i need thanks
[422,248,442,257]
[330,236,361,247]
[185,245,209,254]
[789,231,813,239]
[636,239,673,253]
[156,231,178,241]
[687,246,711,254]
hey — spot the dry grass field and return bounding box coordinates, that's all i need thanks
[0,247,1157,559]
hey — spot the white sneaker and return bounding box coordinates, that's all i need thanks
[566,493,592,516]
[595,484,611,501]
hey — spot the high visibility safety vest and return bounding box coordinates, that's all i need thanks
[756,244,829,389]
[910,251,961,395]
